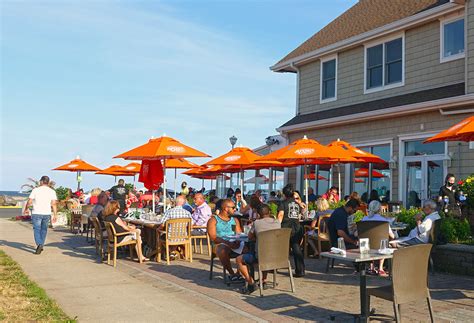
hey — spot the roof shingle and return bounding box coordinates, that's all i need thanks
[276,0,449,66]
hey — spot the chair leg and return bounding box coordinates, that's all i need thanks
[107,245,111,265]
[258,267,264,297]
[331,258,335,268]
[193,239,197,253]
[157,243,162,263]
[393,303,400,323]
[113,246,117,268]
[367,295,371,318]
[273,269,278,287]
[317,239,322,259]
[129,245,134,260]
[427,297,434,323]
[199,239,203,254]
[207,236,211,255]
[209,256,214,280]
[429,255,435,275]
[189,242,193,263]
[288,260,295,293]
[326,258,331,273]
[166,244,170,265]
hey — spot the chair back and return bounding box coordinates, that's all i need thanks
[380,203,389,214]
[257,228,292,271]
[82,205,94,216]
[392,244,432,304]
[318,214,331,240]
[428,219,442,246]
[90,216,103,239]
[164,218,191,243]
[104,222,117,243]
[356,221,390,250]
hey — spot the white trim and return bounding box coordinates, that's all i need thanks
[363,33,405,94]
[440,14,465,63]
[271,2,462,72]
[320,54,338,103]
[277,93,474,133]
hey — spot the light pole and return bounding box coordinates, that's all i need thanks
[229,135,237,190]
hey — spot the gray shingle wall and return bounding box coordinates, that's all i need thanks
[298,20,465,115]
[284,111,474,203]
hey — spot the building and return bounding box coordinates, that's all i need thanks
[273,0,474,207]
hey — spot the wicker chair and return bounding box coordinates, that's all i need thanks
[90,216,107,260]
[157,218,192,265]
[367,244,434,322]
[356,221,390,250]
[104,222,140,268]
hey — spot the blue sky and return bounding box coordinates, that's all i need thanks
[1,0,356,191]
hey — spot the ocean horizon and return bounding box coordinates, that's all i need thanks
[0,191,29,197]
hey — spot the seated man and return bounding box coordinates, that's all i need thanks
[236,204,281,294]
[158,195,192,259]
[191,193,212,235]
[328,198,360,249]
[390,200,440,247]
[207,199,245,283]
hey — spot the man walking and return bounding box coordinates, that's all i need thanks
[23,176,58,254]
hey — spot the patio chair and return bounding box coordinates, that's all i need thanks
[381,203,389,214]
[104,221,140,268]
[190,225,211,255]
[90,216,107,261]
[157,218,192,265]
[428,218,442,274]
[256,228,295,297]
[356,221,390,250]
[304,214,330,258]
[69,207,82,234]
[367,244,434,323]
[81,204,94,240]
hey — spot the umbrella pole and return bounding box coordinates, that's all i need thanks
[77,171,81,191]
[202,179,204,191]
[163,162,167,211]
[315,165,319,196]
[304,161,309,207]
[174,168,177,200]
[152,190,155,214]
[240,166,244,197]
[338,163,341,198]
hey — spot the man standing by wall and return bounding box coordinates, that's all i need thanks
[23,176,57,255]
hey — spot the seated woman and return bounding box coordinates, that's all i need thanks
[306,197,333,256]
[245,194,262,222]
[103,200,148,263]
[362,200,395,277]
[207,198,246,283]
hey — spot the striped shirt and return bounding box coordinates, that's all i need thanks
[161,206,192,224]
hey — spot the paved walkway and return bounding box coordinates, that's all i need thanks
[1,216,474,322]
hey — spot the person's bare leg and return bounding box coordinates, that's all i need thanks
[217,244,235,275]
[236,256,254,284]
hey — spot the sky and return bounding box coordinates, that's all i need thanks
[0,0,357,192]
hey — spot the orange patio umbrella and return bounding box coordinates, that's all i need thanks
[163,158,200,198]
[304,173,328,181]
[114,136,210,212]
[328,139,385,164]
[354,168,385,178]
[53,156,101,190]
[96,165,136,185]
[424,115,474,143]
[123,162,141,174]
[204,146,263,195]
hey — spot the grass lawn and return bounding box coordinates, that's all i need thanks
[0,249,73,321]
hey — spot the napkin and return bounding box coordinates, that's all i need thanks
[330,247,346,256]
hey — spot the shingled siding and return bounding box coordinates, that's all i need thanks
[298,20,465,115]
[284,111,474,202]
[467,0,474,93]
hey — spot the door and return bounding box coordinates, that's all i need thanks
[404,156,445,208]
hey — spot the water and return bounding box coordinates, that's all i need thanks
[0,191,29,197]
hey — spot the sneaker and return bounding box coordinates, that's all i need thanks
[35,245,43,255]
[240,283,256,294]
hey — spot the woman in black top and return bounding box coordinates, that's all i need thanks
[277,184,306,277]
[438,173,461,215]
[104,201,148,262]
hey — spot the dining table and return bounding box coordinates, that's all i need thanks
[321,249,394,323]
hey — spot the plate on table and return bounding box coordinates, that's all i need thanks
[225,233,248,240]
[377,248,396,255]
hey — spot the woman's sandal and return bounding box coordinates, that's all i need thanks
[378,269,389,277]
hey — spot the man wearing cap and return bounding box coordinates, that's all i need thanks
[23,176,58,255]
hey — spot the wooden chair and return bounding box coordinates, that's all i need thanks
[90,216,107,260]
[70,207,82,234]
[367,244,434,322]
[81,205,95,240]
[157,218,192,265]
[191,225,211,255]
[381,203,389,214]
[104,222,140,268]
[256,228,295,297]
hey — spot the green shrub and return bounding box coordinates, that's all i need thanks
[440,217,471,243]
[353,210,365,223]
[459,173,474,209]
[268,203,278,217]
[55,186,69,201]
[329,200,345,210]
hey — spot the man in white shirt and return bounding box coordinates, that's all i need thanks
[390,200,441,247]
[24,176,58,254]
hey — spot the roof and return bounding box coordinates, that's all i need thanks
[279,83,465,129]
[275,0,450,67]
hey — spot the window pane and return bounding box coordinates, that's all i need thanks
[323,59,336,79]
[404,140,445,156]
[385,38,402,63]
[368,66,383,88]
[323,79,335,99]
[386,61,402,84]
[367,45,383,67]
[444,19,465,57]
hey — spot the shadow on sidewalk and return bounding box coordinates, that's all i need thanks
[0,240,36,253]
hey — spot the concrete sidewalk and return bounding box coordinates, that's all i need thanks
[0,218,260,322]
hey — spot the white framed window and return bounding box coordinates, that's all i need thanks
[440,15,465,63]
[364,33,405,94]
[320,55,337,103]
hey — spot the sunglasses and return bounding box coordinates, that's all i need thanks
[227,206,236,209]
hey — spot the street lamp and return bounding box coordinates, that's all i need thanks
[229,136,238,190]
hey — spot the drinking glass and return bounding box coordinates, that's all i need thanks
[337,237,346,251]
[243,225,251,235]
[380,239,389,251]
